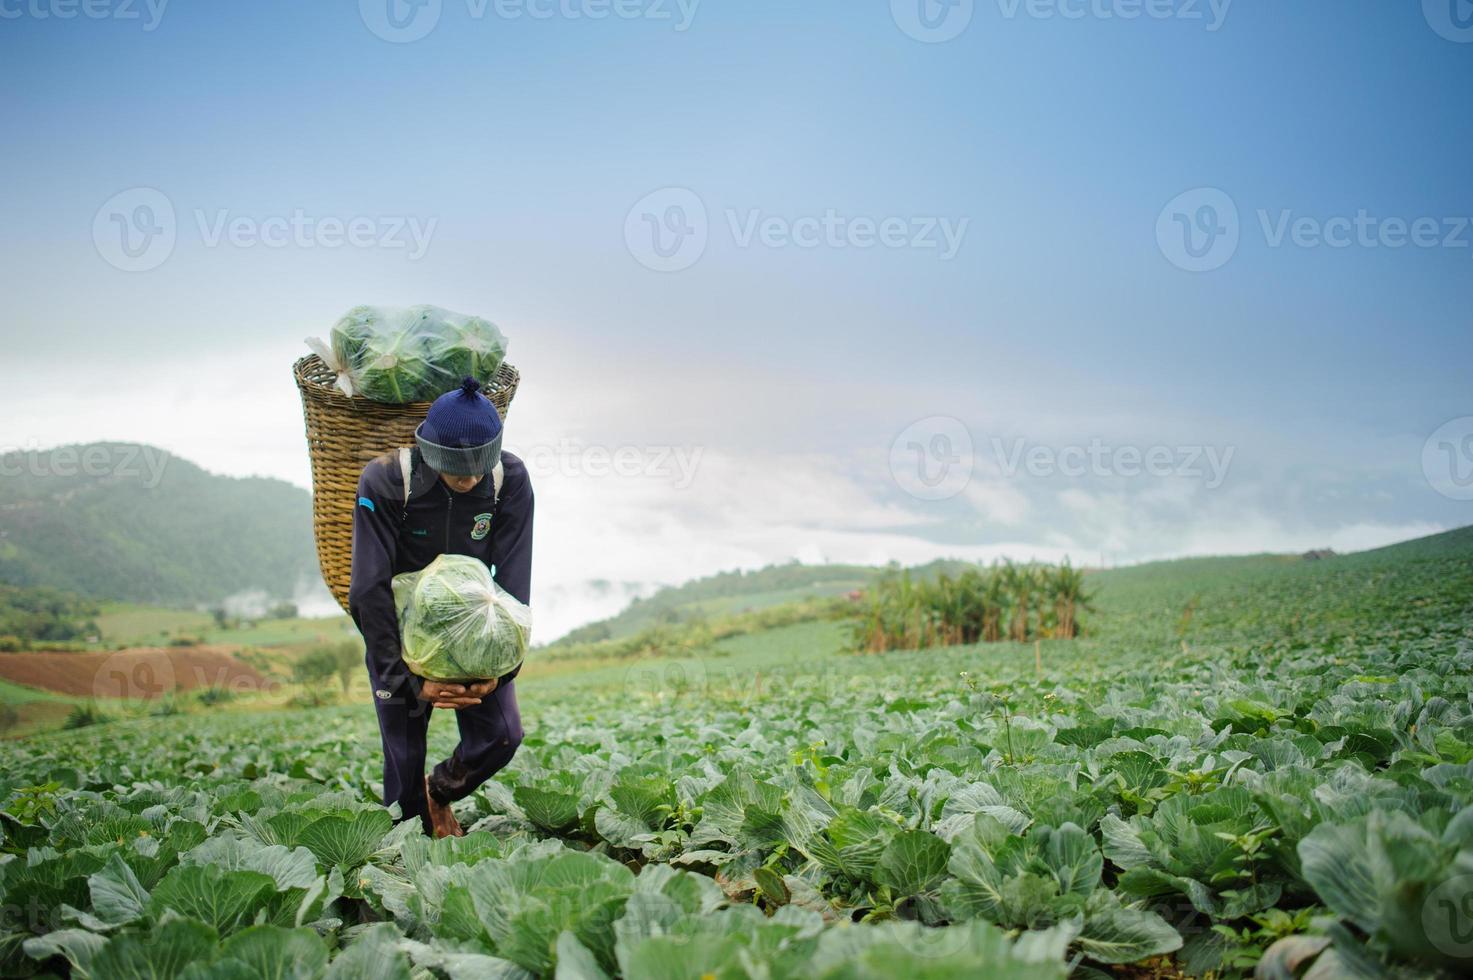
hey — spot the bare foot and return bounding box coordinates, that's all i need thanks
[425,776,464,838]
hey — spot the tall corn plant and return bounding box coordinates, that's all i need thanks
[1049,559,1093,639]
[1000,561,1038,642]
[981,569,1007,642]
[846,559,1090,652]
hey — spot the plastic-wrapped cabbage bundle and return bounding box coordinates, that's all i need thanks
[306,304,509,403]
[392,555,530,681]
[439,316,508,385]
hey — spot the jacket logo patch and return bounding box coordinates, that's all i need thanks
[375,689,391,700]
[471,513,492,541]
[357,496,375,512]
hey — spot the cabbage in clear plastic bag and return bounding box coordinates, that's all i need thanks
[392,554,530,681]
[307,304,509,404]
[439,316,509,385]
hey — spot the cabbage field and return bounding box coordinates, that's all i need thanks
[2,529,1471,979]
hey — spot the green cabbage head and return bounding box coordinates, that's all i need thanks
[392,554,530,681]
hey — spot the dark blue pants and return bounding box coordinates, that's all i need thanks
[371,678,523,834]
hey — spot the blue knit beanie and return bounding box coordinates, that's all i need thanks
[415,377,503,476]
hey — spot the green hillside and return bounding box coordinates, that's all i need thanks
[0,584,100,647]
[555,558,978,645]
[548,526,1471,663]
[0,442,317,605]
[1088,525,1473,650]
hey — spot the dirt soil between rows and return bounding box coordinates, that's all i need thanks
[0,647,265,699]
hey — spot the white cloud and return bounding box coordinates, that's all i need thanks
[962,479,1031,526]
[524,448,1063,638]
[1050,484,1446,566]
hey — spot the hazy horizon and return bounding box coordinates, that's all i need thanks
[4,1,1470,640]
[1,434,1457,640]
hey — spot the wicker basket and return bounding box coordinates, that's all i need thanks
[293,354,520,613]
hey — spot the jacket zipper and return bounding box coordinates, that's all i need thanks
[443,484,453,552]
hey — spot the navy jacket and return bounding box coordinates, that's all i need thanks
[348,447,534,699]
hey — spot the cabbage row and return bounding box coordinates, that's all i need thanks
[2,534,1471,978]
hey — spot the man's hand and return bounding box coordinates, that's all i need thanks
[417,678,498,710]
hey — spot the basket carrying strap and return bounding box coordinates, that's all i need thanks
[398,446,503,508]
[399,447,412,506]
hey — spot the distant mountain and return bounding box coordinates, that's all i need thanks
[0,442,317,605]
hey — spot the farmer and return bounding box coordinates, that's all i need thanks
[348,377,533,838]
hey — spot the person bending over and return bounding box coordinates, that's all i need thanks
[348,377,533,838]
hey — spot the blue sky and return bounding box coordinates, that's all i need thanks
[2,0,1471,636]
